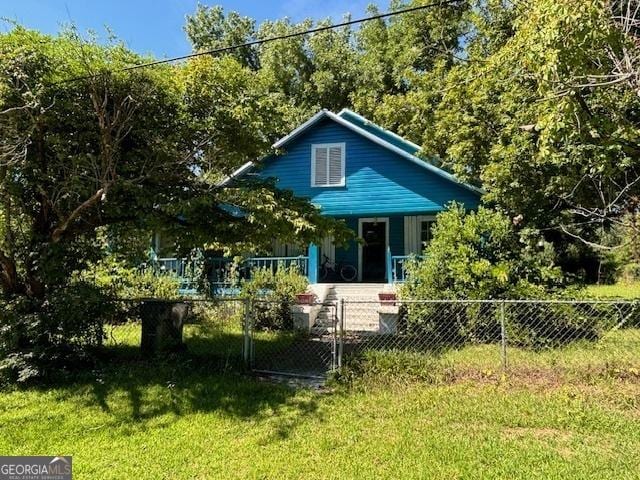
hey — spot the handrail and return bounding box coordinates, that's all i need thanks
[391,254,425,283]
[156,255,310,290]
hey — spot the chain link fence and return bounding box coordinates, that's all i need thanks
[102,298,248,370]
[99,297,640,381]
[249,300,339,378]
[340,299,640,381]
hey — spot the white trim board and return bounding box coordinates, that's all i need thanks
[358,217,390,282]
[216,161,254,187]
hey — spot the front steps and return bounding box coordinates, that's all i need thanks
[310,283,396,333]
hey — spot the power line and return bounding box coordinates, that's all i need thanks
[57,0,462,84]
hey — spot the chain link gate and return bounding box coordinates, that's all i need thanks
[247,300,341,378]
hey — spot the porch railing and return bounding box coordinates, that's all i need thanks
[244,256,309,277]
[157,257,187,276]
[390,254,425,283]
[156,257,201,293]
[155,255,309,295]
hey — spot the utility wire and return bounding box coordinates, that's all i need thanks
[58,0,462,84]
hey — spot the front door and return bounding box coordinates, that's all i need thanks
[360,220,387,282]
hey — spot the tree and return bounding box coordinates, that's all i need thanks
[184,4,259,69]
[0,27,191,298]
[0,26,353,381]
[428,0,640,257]
[351,0,471,145]
[0,26,350,300]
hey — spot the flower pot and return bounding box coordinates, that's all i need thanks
[378,292,397,306]
[296,293,315,305]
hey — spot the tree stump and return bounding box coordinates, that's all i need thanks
[140,300,190,355]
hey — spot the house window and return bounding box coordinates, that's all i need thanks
[420,219,435,251]
[404,215,436,255]
[311,143,345,187]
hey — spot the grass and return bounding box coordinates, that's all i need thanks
[2,320,640,479]
[586,281,640,299]
[1,367,639,479]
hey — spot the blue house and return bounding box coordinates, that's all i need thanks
[223,109,482,285]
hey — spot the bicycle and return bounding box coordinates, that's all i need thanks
[319,254,358,282]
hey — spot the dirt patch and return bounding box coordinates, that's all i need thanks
[502,426,573,441]
[450,365,640,390]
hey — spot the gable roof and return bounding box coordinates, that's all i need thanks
[272,109,483,195]
[337,108,421,156]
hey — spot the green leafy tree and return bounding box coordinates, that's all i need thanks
[0,26,350,381]
[352,0,470,145]
[429,0,640,251]
[184,4,259,69]
[400,204,563,300]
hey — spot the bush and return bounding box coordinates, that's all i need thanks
[84,257,181,300]
[503,301,602,349]
[621,263,640,283]
[597,213,640,283]
[398,205,607,348]
[400,204,563,302]
[0,282,115,384]
[240,265,308,331]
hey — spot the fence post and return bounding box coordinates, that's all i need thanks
[337,298,345,369]
[242,298,252,370]
[500,301,508,371]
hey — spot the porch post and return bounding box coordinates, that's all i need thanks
[308,243,319,284]
[386,246,393,284]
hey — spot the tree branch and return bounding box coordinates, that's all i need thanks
[51,187,107,242]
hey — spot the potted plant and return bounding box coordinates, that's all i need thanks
[295,292,315,305]
[378,292,397,306]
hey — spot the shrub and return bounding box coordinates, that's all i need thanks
[621,263,640,283]
[597,213,640,283]
[398,205,606,348]
[240,265,308,331]
[333,350,453,388]
[400,204,563,302]
[84,257,181,300]
[0,282,115,384]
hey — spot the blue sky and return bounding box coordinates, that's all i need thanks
[1,0,385,58]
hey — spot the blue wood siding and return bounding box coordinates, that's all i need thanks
[389,216,403,256]
[335,217,359,267]
[258,118,480,217]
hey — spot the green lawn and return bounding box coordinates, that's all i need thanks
[586,282,640,299]
[2,324,640,479]
[1,370,639,479]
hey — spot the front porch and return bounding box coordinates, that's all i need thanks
[155,247,415,295]
[152,214,431,295]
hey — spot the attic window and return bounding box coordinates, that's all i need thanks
[311,143,345,187]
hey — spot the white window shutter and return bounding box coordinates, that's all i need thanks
[328,146,343,185]
[314,147,328,186]
[312,143,344,186]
